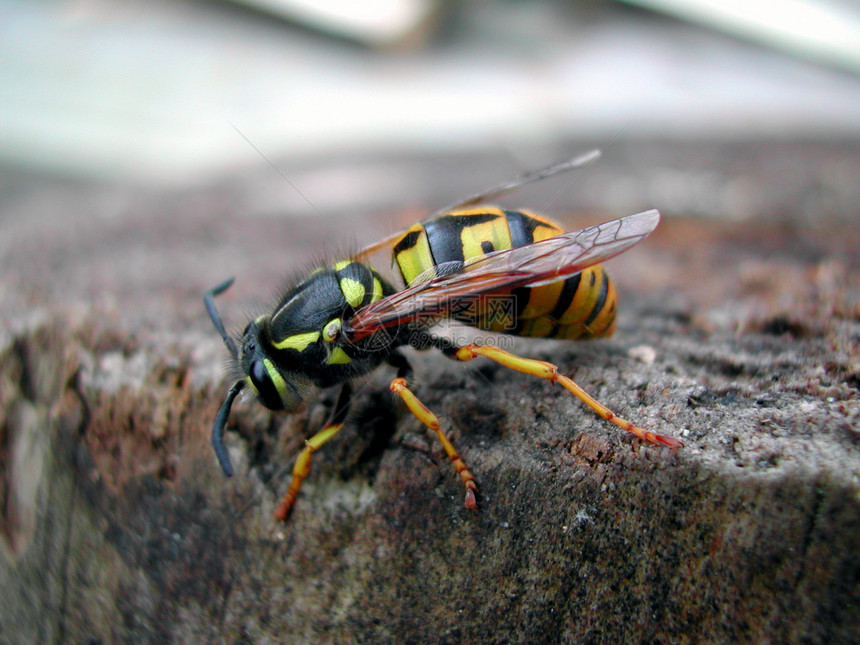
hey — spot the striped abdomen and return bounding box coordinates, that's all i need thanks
[392,208,617,340]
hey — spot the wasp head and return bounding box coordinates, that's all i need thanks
[237,317,312,414]
[205,277,311,477]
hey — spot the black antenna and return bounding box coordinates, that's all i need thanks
[204,278,243,476]
[204,277,239,359]
[211,380,245,477]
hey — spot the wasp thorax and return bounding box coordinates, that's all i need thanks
[239,318,309,413]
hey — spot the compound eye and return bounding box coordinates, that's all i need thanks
[249,359,284,411]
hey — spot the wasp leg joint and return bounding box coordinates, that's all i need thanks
[454,343,683,450]
[274,422,345,521]
[390,377,478,509]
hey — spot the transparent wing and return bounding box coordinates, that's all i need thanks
[353,150,601,260]
[346,209,659,341]
[425,149,601,218]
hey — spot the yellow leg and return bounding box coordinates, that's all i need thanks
[274,422,344,521]
[454,344,683,449]
[390,377,478,509]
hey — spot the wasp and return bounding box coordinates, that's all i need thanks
[205,150,682,521]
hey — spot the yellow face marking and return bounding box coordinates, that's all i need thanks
[333,259,351,271]
[264,358,288,401]
[326,347,351,365]
[340,277,365,308]
[272,330,321,352]
[323,318,341,342]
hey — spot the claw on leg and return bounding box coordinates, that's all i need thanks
[274,422,345,521]
[274,383,353,522]
[454,343,683,449]
[390,377,478,508]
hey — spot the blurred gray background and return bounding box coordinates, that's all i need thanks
[3,0,859,186]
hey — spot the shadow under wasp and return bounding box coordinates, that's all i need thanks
[205,150,682,521]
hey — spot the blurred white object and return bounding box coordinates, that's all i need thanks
[622,0,860,73]
[232,0,437,47]
[2,1,860,184]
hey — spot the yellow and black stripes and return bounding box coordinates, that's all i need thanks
[393,207,562,285]
[492,265,618,340]
[392,225,435,286]
[392,208,618,341]
[422,210,509,264]
[503,208,563,246]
